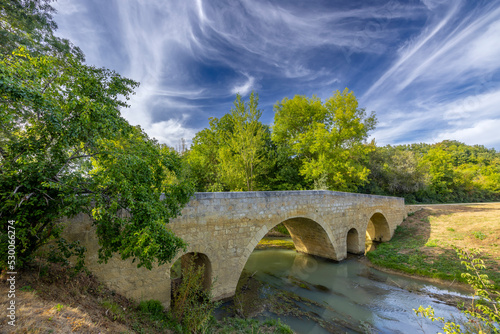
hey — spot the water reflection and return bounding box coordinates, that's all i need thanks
[233,248,467,334]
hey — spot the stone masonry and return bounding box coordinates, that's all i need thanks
[62,190,406,308]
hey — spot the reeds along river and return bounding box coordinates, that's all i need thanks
[218,244,469,334]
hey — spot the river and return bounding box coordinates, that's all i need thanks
[219,246,469,334]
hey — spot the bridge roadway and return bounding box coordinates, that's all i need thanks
[62,190,406,307]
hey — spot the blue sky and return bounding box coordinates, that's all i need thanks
[53,0,500,149]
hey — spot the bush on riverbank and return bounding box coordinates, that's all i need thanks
[171,254,219,332]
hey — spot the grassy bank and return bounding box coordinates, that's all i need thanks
[0,262,292,333]
[367,203,500,288]
[0,262,171,333]
[255,237,295,250]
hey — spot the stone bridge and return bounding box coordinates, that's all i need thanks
[63,190,406,307]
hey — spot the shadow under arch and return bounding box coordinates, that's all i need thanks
[170,252,212,306]
[280,217,339,261]
[366,212,391,242]
[346,227,362,254]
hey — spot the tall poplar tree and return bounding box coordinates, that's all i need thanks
[186,92,267,191]
[220,92,265,191]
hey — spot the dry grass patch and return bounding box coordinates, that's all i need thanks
[410,203,500,266]
[0,262,174,333]
[368,203,500,286]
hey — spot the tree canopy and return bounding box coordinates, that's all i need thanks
[362,141,500,203]
[0,0,81,58]
[186,92,268,192]
[185,90,499,203]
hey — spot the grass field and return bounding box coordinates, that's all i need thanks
[255,237,295,250]
[367,203,500,288]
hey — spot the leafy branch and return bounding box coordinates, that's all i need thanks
[414,246,500,334]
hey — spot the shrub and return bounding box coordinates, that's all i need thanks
[171,253,219,333]
[414,247,499,333]
[139,300,164,317]
[101,300,125,321]
[473,231,487,240]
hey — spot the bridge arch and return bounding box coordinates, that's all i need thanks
[240,216,340,270]
[366,211,391,242]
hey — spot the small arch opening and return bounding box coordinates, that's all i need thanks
[346,228,361,254]
[365,212,391,252]
[170,252,212,308]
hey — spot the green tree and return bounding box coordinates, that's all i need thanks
[88,129,193,269]
[479,161,500,193]
[0,0,81,58]
[185,114,233,192]
[256,131,309,191]
[0,47,192,269]
[272,88,376,191]
[363,145,427,201]
[363,141,500,203]
[186,92,267,192]
[271,94,325,146]
[420,146,457,198]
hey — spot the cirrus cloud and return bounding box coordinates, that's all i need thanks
[52,0,500,149]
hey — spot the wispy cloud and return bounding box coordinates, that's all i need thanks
[231,74,255,96]
[53,0,500,149]
[364,1,500,149]
[363,2,461,98]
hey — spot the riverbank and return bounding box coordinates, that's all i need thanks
[367,203,500,288]
[255,237,295,250]
[0,262,292,333]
